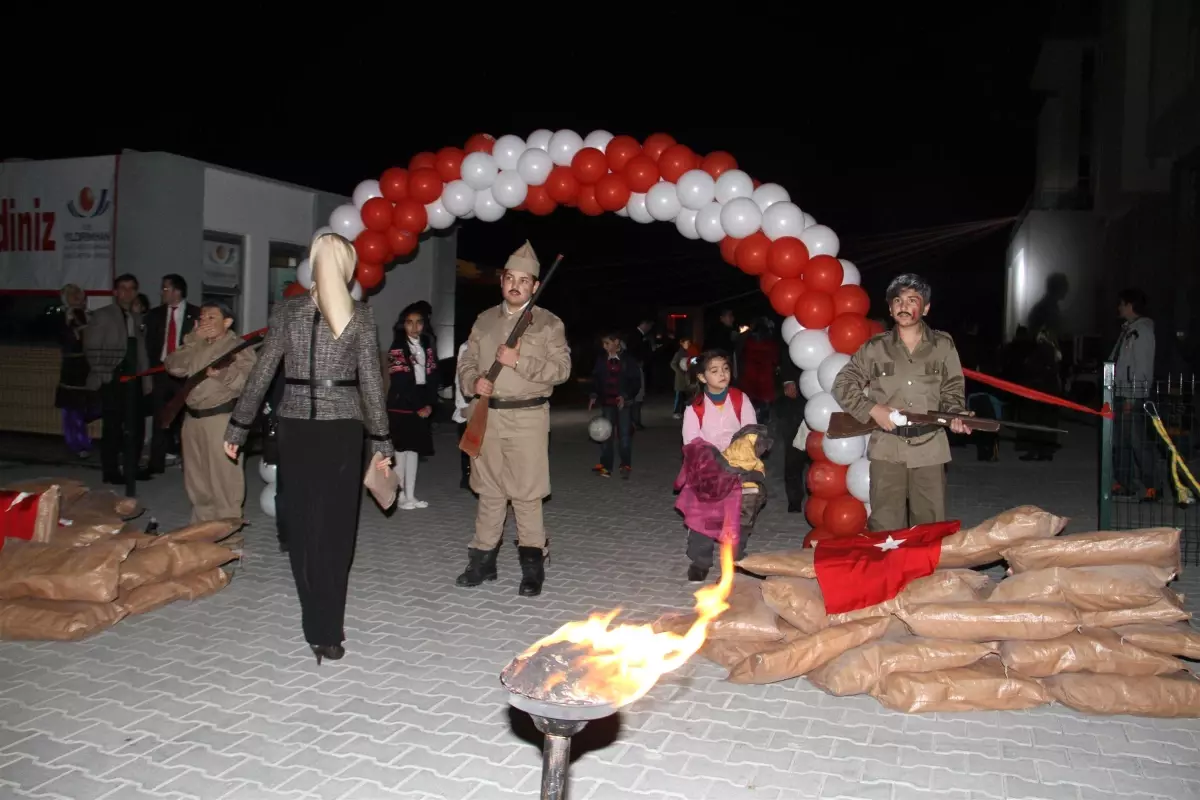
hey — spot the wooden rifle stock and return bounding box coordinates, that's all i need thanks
[825,410,1065,440]
[156,335,263,430]
[459,254,565,459]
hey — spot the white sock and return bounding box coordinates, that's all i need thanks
[403,451,419,502]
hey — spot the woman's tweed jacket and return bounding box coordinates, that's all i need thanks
[225,294,394,458]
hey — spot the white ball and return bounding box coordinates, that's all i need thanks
[526,129,553,151]
[781,316,805,344]
[694,202,725,243]
[817,353,851,393]
[425,198,456,230]
[461,152,499,191]
[822,432,867,466]
[847,457,871,503]
[646,182,683,221]
[259,483,276,517]
[491,170,529,208]
[752,182,790,212]
[257,459,277,484]
[760,201,806,241]
[588,415,613,442]
[839,259,861,286]
[799,369,823,399]
[626,193,654,224]
[804,391,842,434]
[714,169,754,204]
[548,129,584,167]
[675,208,700,240]
[492,135,526,171]
[583,130,614,152]
[615,206,629,218]
[517,148,554,186]
[789,328,835,371]
[719,197,762,239]
[311,225,333,241]
[473,187,506,222]
[349,281,363,301]
[352,179,382,209]
[441,180,476,217]
[296,259,313,290]
[802,211,817,229]
[800,224,841,257]
[328,204,365,241]
[676,169,716,210]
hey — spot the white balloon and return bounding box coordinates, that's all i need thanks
[425,198,456,230]
[473,187,506,222]
[789,328,835,371]
[802,211,817,229]
[492,135,526,171]
[839,259,861,286]
[258,459,277,484]
[675,208,700,240]
[615,207,629,218]
[719,197,762,238]
[583,130,614,152]
[260,483,276,517]
[714,169,754,204]
[817,353,851,393]
[548,129,584,167]
[461,209,477,220]
[676,169,715,210]
[626,193,653,224]
[491,170,528,208]
[352,179,382,209]
[517,148,553,186]
[793,420,812,450]
[329,204,365,241]
[799,369,823,399]
[781,316,806,344]
[694,202,725,242]
[588,414,613,442]
[441,180,476,217]
[760,201,806,241]
[822,432,867,466]
[646,182,682,221]
[800,224,840,257]
[804,391,842,434]
[752,182,790,212]
[296,258,313,289]
[460,152,498,190]
[847,457,871,503]
[350,281,363,301]
[311,225,333,241]
[526,129,553,151]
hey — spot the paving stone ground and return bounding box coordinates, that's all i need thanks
[1,401,1198,800]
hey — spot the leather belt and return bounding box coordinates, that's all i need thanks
[890,424,938,440]
[286,378,360,388]
[186,399,238,418]
[488,397,549,410]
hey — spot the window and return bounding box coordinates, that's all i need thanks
[201,231,243,311]
[268,242,308,313]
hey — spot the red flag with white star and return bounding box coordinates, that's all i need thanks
[813,521,962,614]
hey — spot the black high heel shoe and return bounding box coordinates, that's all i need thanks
[310,644,345,665]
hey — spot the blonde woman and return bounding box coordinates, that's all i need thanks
[224,233,393,665]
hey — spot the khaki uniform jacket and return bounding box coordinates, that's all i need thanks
[831,322,966,468]
[164,330,258,411]
[457,304,571,403]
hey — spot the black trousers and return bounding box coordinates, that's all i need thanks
[776,397,808,509]
[277,417,364,647]
[149,373,184,471]
[687,530,748,571]
[599,404,633,470]
[100,379,144,481]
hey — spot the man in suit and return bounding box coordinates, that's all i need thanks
[83,273,152,485]
[777,333,808,513]
[143,273,200,473]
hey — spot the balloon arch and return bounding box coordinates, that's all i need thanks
[296,128,883,540]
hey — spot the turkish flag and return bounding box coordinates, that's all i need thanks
[0,491,41,551]
[814,521,962,614]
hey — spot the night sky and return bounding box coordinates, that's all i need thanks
[9,6,1083,345]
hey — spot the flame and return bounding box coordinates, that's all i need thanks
[516,536,736,709]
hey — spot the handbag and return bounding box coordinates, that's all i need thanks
[363,452,402,510]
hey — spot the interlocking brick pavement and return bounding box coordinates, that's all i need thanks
[1,402,1198,800]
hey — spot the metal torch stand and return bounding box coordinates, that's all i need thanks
[529,716,588,800]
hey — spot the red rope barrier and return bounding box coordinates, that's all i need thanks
[964,368,1112,419]
[120,327,269,382]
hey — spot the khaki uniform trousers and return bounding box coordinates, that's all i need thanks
[182,412,246,523]
[866,460,946,532]
[469,405,550,552]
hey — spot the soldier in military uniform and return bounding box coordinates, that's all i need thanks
[455,241,571,597]
[831,273,971,531]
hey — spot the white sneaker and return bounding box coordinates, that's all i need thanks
[399,500,417,510]
[410,499,428,509]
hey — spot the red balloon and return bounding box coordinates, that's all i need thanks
[642,133,677,162]
[524,185,558,216]
[594,173,631,211]
[719,236,741,266]
[623,155,660,193]
[767,236,811,279]
[769,278,806,316]
[794,289,835,329]
[735,232,771,275]
[360,197,393,233]
[408,151,436,171]
[829,313,872,355]
[407,168,443,205]
[804,496,828,528]
[657,143,699,182]
[804,254,844,294]
[355,261,384,291]
[434,147,464,182]
[833,284,870,316]
[464,133,494,154]
[379,167,409,203]
[807,460,848,499]
[571,147,609,185]
[282,281,307,298]
[803,527,842,549]
[576,185,604,216]
[387,227,418,257]
[354,231,389,266]
[823,495,868,536]
[392,199,427,234]
[867,318,886,336]
[606,135,642,172]
[805,430,827,461]
[701,151,738,179]
[546,166,580,204]
[759,272,781,295]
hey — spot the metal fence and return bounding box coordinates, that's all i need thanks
[1100,363,1200,564]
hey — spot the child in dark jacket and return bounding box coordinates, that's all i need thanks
[588,333,642,478]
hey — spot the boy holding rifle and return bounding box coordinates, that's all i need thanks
[455,242,571,597]
[831,274,970,531]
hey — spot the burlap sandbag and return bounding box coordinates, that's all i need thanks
[1044,672,1200,717]
[0,598,126,641]
[700,620,806,670]
[61,489,142,521]
[807,625,995,696]
[988,565,1176,612]
[0,539,135,603]
[118,541,236,592]
[51,525,114,548]
[760,577,827,634]
[1002,527,1181,573]
[118,567,230,616]
[937,506,1067,568]
[896,601,1080,641]
[1112,622,1200,660]
[737,548,815,579]
[1078,593,1190,628]
[703,574,784,642]
[998,627,1187,677]
[872,656,1050,713]
[726,616,891,684]
[147,519,241,548]
[3,477,88,505]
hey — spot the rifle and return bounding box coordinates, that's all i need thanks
[156,334,264,429]
[825,410,1068,440]
[458,254,565,459]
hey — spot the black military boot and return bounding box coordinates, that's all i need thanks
[456,546,500,587]
[517,546,545,597]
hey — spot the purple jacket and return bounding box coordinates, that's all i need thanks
[674,440,746,543]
